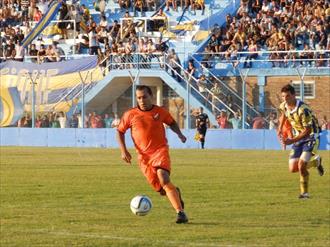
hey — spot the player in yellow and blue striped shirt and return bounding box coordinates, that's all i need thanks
[278,84,324,199]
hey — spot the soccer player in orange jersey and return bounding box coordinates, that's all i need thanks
[116,85,188,223]
[277,114,293,150]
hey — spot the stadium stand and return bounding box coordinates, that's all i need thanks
[0,0,329,129]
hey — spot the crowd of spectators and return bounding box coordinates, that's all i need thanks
[204,0,330,68]
[17,110,121,128]
[0,0,171,65]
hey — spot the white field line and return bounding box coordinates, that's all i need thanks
[18,229,265,247]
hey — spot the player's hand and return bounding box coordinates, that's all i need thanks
[282,138,294,145]
[178,134,187,143]
[121,150,132,164]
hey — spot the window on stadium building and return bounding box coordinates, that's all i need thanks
[292,81,315,99]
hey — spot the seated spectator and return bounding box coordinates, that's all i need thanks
[192,0,206,15]
[152,8,167,31]
[119,0,131,10]
[146,0,159,11]
[134,0,145,17]
[166,0,177,11]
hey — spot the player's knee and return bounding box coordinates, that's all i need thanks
[162,182,176,192]
[289,159,298,172]
[157,168,170,187]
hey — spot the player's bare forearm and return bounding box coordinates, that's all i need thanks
[282,127,311,145]
[277,113,285,135]
[169,121,187,143]
[116,130,132,163]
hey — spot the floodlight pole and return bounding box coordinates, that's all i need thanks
[296,67,307,102]
[239,68,249,129]
[79,71,90,128]
[186,81,191,129]
[27,72,39,128]
[129,70,140,107]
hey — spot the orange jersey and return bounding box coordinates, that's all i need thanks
[279,115,293,139]
[117,105,174,155]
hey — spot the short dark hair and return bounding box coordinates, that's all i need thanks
[136,85,152,96]
[281,84,295,94]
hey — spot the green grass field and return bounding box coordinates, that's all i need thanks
[0,147,329,247]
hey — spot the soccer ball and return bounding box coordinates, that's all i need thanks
[130,195,152,216]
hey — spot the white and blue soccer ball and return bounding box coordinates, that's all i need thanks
[130,195,152,216]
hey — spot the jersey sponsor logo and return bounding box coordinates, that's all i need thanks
[153,113,160,120]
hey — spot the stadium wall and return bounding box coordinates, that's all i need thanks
[1,128,329,150]
[224,74,330,119]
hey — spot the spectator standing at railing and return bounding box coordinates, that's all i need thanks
[216,110,231,129]
[103,113,113,128]
[58,112,67,128]
[320,116,330,130]
[35,115,42,128]
[185,60,197,85]
[111,113,120,128]
[167,48,182,82]
[252,112,266,129]
[228,110,242,129]
[45,44,60,62]
[13,40,24,62]
[37,44,46,64]
[267,111,279,130]
[88,22,100,55]
[210,81,221,113]
[244,39,258,68]
[197,74,208,105]
[58,2,69,39]
[29,43,39,63]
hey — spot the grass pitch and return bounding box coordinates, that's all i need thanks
[0,147,329,247]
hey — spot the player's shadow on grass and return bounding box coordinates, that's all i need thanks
[186,221,221,226]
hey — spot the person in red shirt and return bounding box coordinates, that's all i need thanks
[216,110,231,129]
[117,85,188,224]
[33,7,42,22]
[252,112,266,129]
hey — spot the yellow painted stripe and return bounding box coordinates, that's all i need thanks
[0,87,15,126]
[22,3,60,47]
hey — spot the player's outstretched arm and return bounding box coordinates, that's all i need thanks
[169,121,187,143]
[116,130,132,164]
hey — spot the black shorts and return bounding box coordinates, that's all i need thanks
[197,127,207,135]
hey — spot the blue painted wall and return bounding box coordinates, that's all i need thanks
[1,128,329,150]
